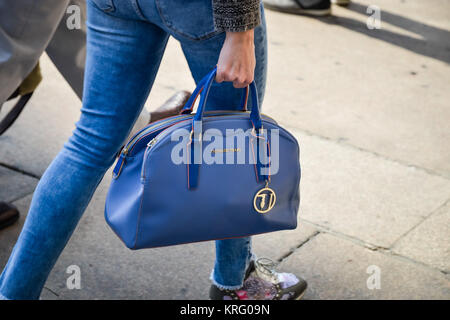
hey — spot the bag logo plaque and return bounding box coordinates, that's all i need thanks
[254,186,276,214]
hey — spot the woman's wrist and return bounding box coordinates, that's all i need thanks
[216,29,256,88]
[225,30,254,43]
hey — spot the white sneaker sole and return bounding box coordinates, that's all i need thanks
[264,4,332,16]
[331,0,351,5]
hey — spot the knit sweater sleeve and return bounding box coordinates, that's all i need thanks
[212,0,261,32]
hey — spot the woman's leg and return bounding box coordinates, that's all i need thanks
[178,4,268,289]
[0,0,169,299]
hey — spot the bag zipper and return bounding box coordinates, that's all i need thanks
[121,114,193,156]
[122,112,276,181]
[140,137,158,182]
[121,111,257,156]
[138,113,273,182]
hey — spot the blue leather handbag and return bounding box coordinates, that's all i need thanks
[105,68,301,249]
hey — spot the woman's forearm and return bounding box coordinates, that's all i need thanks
[216,30,256,88]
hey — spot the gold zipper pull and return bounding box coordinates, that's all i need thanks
[147,138,157,148]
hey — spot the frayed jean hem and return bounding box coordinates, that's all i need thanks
[209,253,257,290]
[209,269,244,290]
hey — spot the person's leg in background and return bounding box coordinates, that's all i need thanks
[46,0,87,100]
[0,0,69,236]
[0,0,169,299]
[0,0,70,104]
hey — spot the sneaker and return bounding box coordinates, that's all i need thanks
[263,0,331,16]
[331,0,350,5]
[209,258,307,300]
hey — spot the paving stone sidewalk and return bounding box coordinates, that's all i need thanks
[0,0,449,299]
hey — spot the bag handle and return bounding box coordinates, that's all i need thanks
[192,67,262,129]
[180,67,253,115]
[179,73,208,115]
[186,67,265,189]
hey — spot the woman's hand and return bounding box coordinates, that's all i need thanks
[216,30,256,88]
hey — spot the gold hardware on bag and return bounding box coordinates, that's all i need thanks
[253,180,276,214]
[147,138,157,148]
[189,130,202,143]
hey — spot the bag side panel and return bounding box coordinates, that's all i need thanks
[105,154,145,248]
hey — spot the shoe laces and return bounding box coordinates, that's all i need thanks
[254,257,279,283]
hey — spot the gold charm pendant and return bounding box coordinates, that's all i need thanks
[253,181,276,214]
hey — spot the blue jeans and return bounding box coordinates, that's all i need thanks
[0,0,267,299]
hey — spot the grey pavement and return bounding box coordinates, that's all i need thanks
[0,0,449,299]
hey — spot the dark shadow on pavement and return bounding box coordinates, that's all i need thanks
[314,1,450,64]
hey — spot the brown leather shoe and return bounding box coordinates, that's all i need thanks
[148,90,191,124]
[0,202,19,230]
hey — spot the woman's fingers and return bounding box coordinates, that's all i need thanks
[215,68,225,83]
[216,66,254,88]
[238,72,254,88]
